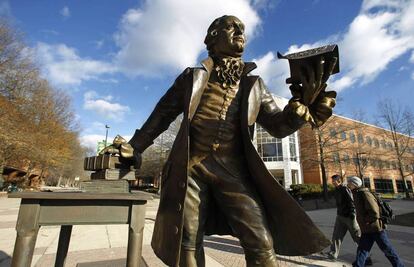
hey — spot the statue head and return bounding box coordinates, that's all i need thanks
[204,15,245,58]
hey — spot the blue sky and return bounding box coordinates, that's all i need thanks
[1,0,413,150]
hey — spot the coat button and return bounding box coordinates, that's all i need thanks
[179,181,186,188]
[177,203,182,211]
[174,226,179,234]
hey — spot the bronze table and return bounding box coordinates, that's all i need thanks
[8,192,152,267]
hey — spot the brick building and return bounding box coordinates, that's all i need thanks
[299,114,414,195]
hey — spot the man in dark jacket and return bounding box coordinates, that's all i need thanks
[348,176,404,267]
[325,174,360,260]
[116,15,337,267]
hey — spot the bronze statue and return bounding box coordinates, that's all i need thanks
[122,15,338,267]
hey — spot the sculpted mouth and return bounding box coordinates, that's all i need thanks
[233,37,245,43]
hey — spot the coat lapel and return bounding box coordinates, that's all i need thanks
[188,58,212,120]
[189,58,259,122]
[189,69,209,121]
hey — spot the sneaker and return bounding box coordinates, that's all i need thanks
[365,257,373,266]
[323,252,337,261]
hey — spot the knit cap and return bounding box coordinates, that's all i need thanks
[348,176,362,187]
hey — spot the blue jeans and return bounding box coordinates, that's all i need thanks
[353,231,404,267]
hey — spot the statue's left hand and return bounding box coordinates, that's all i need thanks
[286,57,337,106]
[286,57,338,127]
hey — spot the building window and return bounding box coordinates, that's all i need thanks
[374,178,394,194]
[357,133,364,144]
[387,142,393,150]
[340,131,347,140]
[343,154,350,165]
[333,152,340,164]
[396,180,405,193]
[349,132,356,143]
[373,138,379,148]
[352,157,358,165]
[366,136,372,146]
[256,125,283,162]
[289,134,298,161]
[381,140,386,149]
[330,128,337,138]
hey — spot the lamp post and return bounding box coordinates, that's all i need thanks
[104,124,110,147]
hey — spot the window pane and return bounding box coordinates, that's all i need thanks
[358,134,364,143]
[349,133,356,143]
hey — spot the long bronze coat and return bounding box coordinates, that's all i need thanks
[130,57,330,266]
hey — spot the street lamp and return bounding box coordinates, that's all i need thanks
[104,124,110,147]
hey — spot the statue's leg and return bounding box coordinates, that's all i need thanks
[180,171,209,267]
[206,160,278,267]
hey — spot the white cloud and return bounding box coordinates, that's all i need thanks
[411,72,414,80]
[60,6,70,19]
[79,134,108,152]
[253,0,414,94]
[340,11,412,85]
[252,52,290,97]
[83,91,130,120]
[329,76,355,92]
[33,42,116,86]
[114,0,261,76]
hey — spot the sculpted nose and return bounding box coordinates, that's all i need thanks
[235,25,243,35]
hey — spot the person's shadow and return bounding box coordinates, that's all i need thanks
[0,251,11,267]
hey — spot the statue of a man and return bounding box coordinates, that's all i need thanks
[124,15,337,267]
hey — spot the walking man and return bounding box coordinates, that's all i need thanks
[325,174,361,261]
[348,176,405,267]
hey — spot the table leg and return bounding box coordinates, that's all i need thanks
[127,202,146,267]
[11,199,40,267]
[55,225,73,267]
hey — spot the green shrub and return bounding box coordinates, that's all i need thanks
[290,183,335,199]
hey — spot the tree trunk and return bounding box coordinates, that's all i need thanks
[317,132,329,201]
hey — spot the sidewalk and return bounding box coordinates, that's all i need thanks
[0,197,359,266]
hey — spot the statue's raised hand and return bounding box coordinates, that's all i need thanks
[286,57,337,106]
[285,57,337,127]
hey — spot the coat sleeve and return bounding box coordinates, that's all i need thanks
[129,68,190,152]
[256,78,307,138]
[363,191,380,223]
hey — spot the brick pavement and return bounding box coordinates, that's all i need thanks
[0,197,349,267]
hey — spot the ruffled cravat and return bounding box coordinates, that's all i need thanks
[214,57,244,89]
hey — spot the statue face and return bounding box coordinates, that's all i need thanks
[212,16,245,57]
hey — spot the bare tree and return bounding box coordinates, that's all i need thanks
[376,99,414,198]
[300,113,374,200]
[139,116,182,181]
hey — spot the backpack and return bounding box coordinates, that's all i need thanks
[371,192,394,224]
